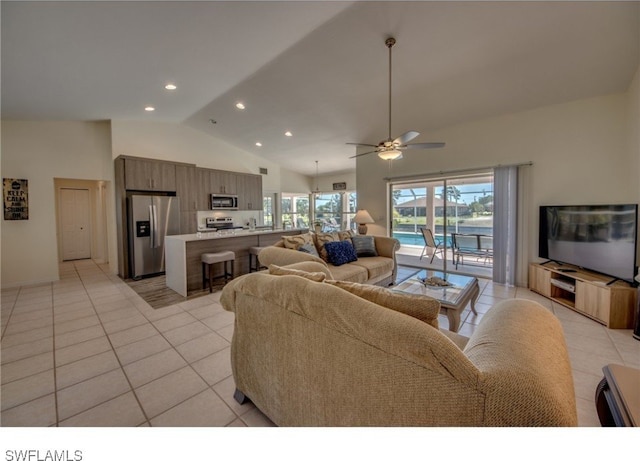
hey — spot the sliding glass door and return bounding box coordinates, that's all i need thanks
[391,173,494,276]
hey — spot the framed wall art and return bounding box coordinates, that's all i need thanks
[3,178,29,220]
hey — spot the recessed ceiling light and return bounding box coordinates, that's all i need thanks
[235,102,246,110]
[165,83,177,90]
[285,131,293,137]
[145,106,155,112]
[255,142,262,147]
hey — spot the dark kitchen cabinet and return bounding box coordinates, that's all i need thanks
[236,173,263,210]
[124,157,176,192]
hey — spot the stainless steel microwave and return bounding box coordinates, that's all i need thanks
[211,194,238,209]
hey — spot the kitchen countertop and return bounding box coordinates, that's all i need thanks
[167,228,308,243]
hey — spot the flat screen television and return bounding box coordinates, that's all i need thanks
[539,204,638,283]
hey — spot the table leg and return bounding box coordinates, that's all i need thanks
[469,283,480,315]
[446,309,461,332]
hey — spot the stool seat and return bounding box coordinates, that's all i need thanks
[249,246,267,272]
[202,251,235,265]
[249,246,265,255]
[201,251,235,292]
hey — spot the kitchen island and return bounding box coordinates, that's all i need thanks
[165,228,305,296]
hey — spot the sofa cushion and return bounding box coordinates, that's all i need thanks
[327,263,368,284]
[350,235,378,257]
[282,233,314,251]
[326,280,440,328]
[324,240,358,266]
[313,230,357,261]
[298,242,320,258]
[350,256,394,281]
[268,264,327,282]
[338,230,356,241]
[314,232,340,261]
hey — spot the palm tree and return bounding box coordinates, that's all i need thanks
[442,186,462,232]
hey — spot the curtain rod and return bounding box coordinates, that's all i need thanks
[383,161,533,182]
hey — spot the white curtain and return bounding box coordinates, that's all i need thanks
[493,166,518,285]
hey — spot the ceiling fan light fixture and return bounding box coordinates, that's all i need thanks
[378,149,403,160]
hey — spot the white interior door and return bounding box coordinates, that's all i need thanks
[60,188,91,261]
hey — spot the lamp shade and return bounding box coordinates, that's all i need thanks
[354,210,374,224]
[354,210,374,235]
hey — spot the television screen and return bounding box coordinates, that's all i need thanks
[539,204,638,283]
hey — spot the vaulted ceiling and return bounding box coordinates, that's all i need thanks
[3,1,639,176]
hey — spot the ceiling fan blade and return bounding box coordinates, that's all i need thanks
[404,142,446,149]
[393,131,420,145]
[349,150,378,159]
[346,142,379,148]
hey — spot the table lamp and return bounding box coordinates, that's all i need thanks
[354,210,374,235]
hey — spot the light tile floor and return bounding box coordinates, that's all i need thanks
[2,260,639,427]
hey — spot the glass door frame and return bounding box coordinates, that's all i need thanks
[388,171,495,275]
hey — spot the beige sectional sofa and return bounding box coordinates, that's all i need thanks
[257,232,400,286]
[220,263,578,427]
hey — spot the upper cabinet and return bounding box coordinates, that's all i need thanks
[196,169,213,210]
[124,157,176,192]
[210,170,237,195]
[118,157,262,211]
[236,173,263,210]
[175,165,198,211]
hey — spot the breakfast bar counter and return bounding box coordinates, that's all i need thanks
[165,228,305,296]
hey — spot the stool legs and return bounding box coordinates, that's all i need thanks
[202,260,235,293]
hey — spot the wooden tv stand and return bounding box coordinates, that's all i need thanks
[529,263,637,329]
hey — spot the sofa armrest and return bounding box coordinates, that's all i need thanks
[274,261,333,280]
[464,298,577,426]
[372,236,400,259]
[258,245,328,268]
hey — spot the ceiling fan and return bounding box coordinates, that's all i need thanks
[347,37,445,161]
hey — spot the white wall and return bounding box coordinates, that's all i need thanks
[626,66,640,267]
[1,121,115,287]
[627,67,640,204]
[314,171,357,194]
[357,91,635,283]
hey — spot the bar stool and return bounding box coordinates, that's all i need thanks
[201,251,235,293]
[249,246,267,272]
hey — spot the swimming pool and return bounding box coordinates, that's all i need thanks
[392,231,452,247]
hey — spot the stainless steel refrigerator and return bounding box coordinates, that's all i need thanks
[128,195,180,279]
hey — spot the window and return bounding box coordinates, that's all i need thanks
[281,193,310,229]
[314,191,357,232]
[263,195,273,227]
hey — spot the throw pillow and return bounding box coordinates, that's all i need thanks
[324,240,358,266]
[350,235,378,257]
[298,242,320,258]
[326,280,440,328]
[282,233,314,251]
[338,230,355,241]
[314,232,341,262]
[268,264,326,282]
